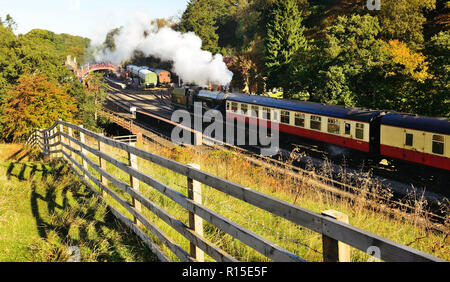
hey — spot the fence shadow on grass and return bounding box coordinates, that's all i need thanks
[3,155,158,262]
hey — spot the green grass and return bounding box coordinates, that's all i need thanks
[0,144,157,262]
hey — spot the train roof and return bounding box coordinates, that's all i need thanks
[381,113,450,135]
[138,69,154,74]
[197,90,227,101]
[147,68,170,74]
[128,65,141,71]
[225,93,382,122]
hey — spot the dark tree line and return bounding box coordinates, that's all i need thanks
[177,0,449,117]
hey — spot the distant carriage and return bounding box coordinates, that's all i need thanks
[138,69,158,88]
[146,68,171,86]
[126,65,158,88]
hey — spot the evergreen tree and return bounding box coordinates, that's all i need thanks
[423,31,450,116]
[178,0,220,53]
[264,0,307,96]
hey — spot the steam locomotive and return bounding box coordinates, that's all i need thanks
[171,87,450,172]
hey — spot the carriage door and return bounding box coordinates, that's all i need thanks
[369,116,383,156]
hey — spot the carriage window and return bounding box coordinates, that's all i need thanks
[231,102,238,113]
[345,123,351,135]
[328,118,340,134]
[262,107,271,120]
[295,113,305,127]
[405,133,413,147]
[226,102,231,111]
[251,106,259,118]
[272,110,278,121]
[241,104,248,115]
[310,115,322,131]
[281,111,290,124]
[432,135,444,155]
[356,123,364,140]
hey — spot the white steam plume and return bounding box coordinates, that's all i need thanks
[92,13,233,86]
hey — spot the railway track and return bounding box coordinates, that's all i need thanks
[103,82,449,230]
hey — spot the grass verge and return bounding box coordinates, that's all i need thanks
[0,143,157,262]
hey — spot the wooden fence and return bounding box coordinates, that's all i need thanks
[26,120,445,262]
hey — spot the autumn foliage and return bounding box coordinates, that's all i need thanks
[1,74,77,142]
[384,40,432,83]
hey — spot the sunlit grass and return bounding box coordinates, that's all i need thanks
[0,144,157,262]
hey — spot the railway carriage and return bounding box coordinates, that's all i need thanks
[196,90,228,112]
[137,69,158,88]
[380,113,450,171]
[224,93,382,154]
[127,65,141,77]
[169,87,450,172]
[146,68,171,86]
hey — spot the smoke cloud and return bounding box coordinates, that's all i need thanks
[92,13,233,86]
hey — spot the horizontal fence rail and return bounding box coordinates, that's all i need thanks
[26,120,446,262]
[113,135,138,144]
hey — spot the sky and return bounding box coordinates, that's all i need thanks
[0,0,190,40]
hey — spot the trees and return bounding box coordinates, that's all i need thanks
[377,0,436,49]
[0,25,19,84]
[298,14,444,116]
[178,0,221,53]
[0,75,77,142]
[178,0,243,54]
[264,0,308,97]
[0,14,18,31]
[84,72,108,125]
[103,27,121,52]
[226,41,265,94]
[66,72,109,130]
[423,31,450,117]
[0,18,101,141]
[310,15,390,107]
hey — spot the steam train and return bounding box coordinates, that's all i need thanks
[171,87,450,172]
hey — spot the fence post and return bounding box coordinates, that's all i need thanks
[194,131,203,146]
[79,125,89,181]
[68,127,74,159]
[58,121,63,159]
[136,132,143,145]
[98,134,108,198]
[49,128,54,159]
[321,210,351,262]
[43,130,48,156]
[187,164,204,262]
[128,142,142,227]
[33,130,37,147]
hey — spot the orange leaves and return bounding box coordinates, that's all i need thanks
[384,40,432,83]
[1,74,77,142]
